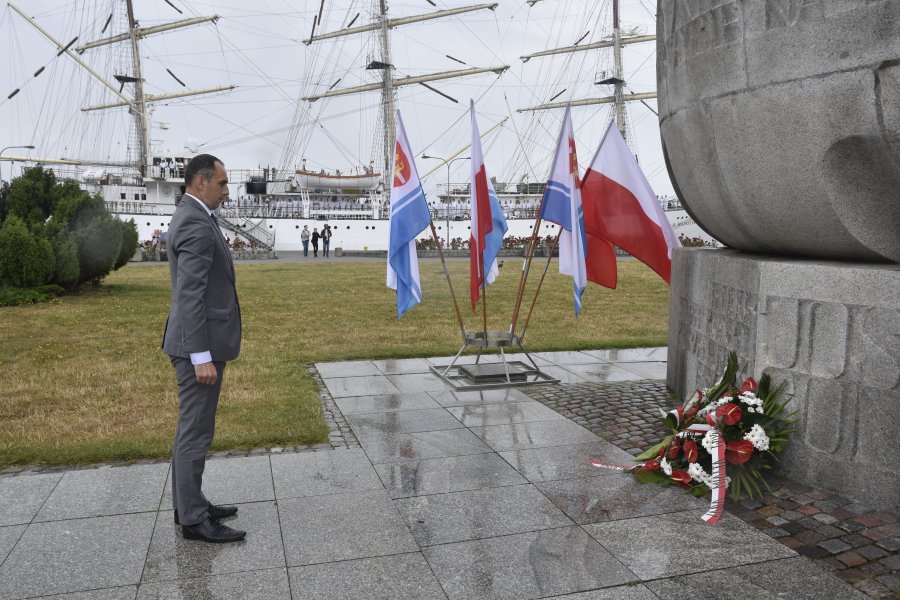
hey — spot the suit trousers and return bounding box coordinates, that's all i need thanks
[170,356,226,526]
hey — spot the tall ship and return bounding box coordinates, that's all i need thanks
[0,0,711,252]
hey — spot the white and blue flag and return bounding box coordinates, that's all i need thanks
[539,104,588,317]
[387,110,432,318]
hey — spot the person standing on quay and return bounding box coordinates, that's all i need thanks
[322,223,332,257]
[311,226,320,257]
[162,154,245,544]
[301,225,310,257]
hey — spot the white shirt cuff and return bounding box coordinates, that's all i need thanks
[190,351,212,365]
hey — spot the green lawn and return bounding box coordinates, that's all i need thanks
[0,258,669,466]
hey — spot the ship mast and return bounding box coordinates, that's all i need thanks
[516,0,655,146]
[300,2,507,189]
[379,0,396,182]
[8,2,235,176]
[125,0,148,170]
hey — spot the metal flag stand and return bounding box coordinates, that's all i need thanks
[427,224,560,391]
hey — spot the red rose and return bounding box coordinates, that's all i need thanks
[671,469,692,487]
[741,377,758,393]
[716,403,743,426]
[683,439,699,463]
[668,438,681,459]
[725,439,754,465]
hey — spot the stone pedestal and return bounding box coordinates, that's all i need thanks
[668,248,900,512]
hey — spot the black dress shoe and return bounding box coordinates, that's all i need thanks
[174,503,238,525]
[181,518,246,543]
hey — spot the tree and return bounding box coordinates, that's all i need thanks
[0,214,53,287]
[5,166,57,224]
[44,219,80,288]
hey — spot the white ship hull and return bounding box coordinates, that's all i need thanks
[114,208,712,253]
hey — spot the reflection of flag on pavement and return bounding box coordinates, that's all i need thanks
[387,110,432,318]
[538,104,589,317]
[582,121,680,284]
[469,100,508,311]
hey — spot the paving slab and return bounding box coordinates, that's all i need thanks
[537,474,707,524]
[427,387,532,407]
[347,407,464,438]
[357,428,494,464]
[334,392,440,415]
[321,374,399,398]
[278,490,417,566]
[270,448,383,499]
[423,526,637,600]
[0,525,25,566]
[33,588,138,599]
[137,567,291,599]
[288,553,447,600]
[446,400,564,427]
[386,373,453,394]
[160,456,274,509]
[372,358,434,375]
[395,483,572,546]
[0,472,62,526]
[543,585,659,599]
[0,513,155,599]
[469,419,599,452]
[374,452,527,498]
[563,363,653,383]
[643,556,867,599]
[142,502,284,583]
[499,442,634,483]
[498,441,635,483]
[530,365,589,384]
[583,347,668,362]
[533,351,607,365]
[611,361,668,380]
[584,510,796,580]
[315,360,382,378]
[36,463,168,522]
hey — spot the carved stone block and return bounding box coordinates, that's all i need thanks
[668,248,900,511]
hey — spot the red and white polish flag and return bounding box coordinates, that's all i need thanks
[581,121,680,284]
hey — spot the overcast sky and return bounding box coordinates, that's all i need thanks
[0,0,670,194]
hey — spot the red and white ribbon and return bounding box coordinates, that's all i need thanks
[700,429,726,525]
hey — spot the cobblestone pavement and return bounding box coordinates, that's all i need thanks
[522,380,900,599]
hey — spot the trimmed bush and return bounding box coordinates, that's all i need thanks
[0,215,53,288]
[114,218,139,270]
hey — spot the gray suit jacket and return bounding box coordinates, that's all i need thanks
[162,197,241,362]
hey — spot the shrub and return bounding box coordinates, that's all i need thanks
[0,286,55,307]
[4,166,57,224]
[0,215,53,288]
[113,219,139,270]
[74,216,122,285]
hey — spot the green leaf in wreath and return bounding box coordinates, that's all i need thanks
[633,436,673,461]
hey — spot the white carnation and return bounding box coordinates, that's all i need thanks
[660,456,672,476]
[687,462,708,482]
[744,424,770,451]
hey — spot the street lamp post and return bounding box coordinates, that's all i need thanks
[0,145,36,186]
[422,154,469,249]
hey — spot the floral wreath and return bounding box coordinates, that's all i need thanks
[593,352,797,524]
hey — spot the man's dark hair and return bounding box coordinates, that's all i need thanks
[184,154,223,187]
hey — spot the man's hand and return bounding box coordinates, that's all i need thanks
[195,361,218,385]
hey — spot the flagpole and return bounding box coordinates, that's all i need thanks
[480,254,489,342]
[508,198,546,341]
[430,221,467,343]
[519,230,562,338]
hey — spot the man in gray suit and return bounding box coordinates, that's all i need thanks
[163,154,245,543]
